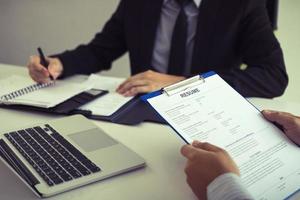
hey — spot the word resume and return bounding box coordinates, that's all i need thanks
[146,73,300,200]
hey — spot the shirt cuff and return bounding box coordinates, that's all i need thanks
[207,173,254,200]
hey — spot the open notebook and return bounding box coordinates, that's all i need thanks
[0,75,89,108]
[0,74,164,125]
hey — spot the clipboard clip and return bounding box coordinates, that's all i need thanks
[162,75,205,96]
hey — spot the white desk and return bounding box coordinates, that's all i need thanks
[0,64,300,200]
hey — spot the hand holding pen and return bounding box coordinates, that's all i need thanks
[37,47,53,80]
[27,48,64,83]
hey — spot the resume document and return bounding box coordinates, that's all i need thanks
[146,74,300,200]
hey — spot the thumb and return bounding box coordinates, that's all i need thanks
[181,143,217,161]
[192,141,223,153]
[47,58,62,80]
[262,110,295,127]
[181,145,200,160]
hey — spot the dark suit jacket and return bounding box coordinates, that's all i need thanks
[56,0,288,98]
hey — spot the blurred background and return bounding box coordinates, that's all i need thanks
[0,0,299,102]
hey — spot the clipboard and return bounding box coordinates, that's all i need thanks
[142,71,213,99]
[141,71,300,199]
[141,71,214,143]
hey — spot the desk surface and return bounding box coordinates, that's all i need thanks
[0,63,300,200]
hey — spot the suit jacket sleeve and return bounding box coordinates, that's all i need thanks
[216,0,288,98]
[54,0,127,77]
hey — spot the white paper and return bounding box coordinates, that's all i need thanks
[147,74,300,200]
[0,75,89,108]
[79,74,133,116]
[0,75,35,96]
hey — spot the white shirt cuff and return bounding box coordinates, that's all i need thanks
[207,173,254,200]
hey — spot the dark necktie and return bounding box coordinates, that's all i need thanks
[168,0,190,76]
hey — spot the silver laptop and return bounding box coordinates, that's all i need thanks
[0,115,145,197]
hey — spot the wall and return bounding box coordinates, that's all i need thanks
[0,0,130,77]
[275,0,300,103]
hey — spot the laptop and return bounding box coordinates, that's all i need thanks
[0,115,145,197]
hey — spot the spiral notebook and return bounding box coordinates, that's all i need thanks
[0,75,89,108]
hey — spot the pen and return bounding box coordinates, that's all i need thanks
[37,47,53,80]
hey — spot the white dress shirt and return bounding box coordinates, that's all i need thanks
[151,0,202,75]
[207,173,254,200]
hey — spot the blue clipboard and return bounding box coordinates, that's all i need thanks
[141,71,216,101]
[141,71,217,144]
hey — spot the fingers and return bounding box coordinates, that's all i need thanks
[192,141,223,152]
[123,85,152,97]
[28,56,48,75]
[47,58,63,80]
[181,145,199,160]
[117,79,149,96]
[28,56,50,83]
[117,73,145,92]
[117,71,157,96]
[27,56,63,83]
[181,142,221,160]
[192,140,202,147]
[116,70,186,96]
[181,141,223,161]
[262,110,296,127]
[263,110,300,145]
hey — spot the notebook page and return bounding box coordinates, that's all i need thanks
[79,74,133,116]
[0,75,89,108]
[147,74,300,200]
[0,75,38,97]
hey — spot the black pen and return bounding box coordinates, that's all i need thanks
[37,47,53,80]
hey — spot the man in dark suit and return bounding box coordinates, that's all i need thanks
[28,0,288,98]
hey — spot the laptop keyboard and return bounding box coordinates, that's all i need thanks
[4,124,101,186]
